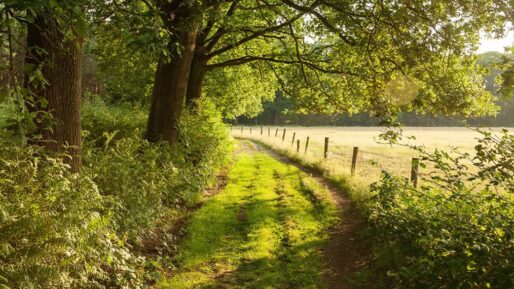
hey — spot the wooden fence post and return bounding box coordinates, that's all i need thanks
[260,125,263,135]
[297,140,300,153]
[282,129,286,142]
[275,128,278,137]
[411,158,420,188]
[241,126,243,133]
[268,127,270,136]
[351,147,359,176]
[305,136,310,154]
[291,132,296,146]
[324,137,329,159]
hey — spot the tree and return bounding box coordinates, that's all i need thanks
[144,0,200,143]
[184,0,313,105]
[3,1,87,172]
[145,0,511,142]
[141,0,327,142]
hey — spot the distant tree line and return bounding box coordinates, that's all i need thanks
[237,51,514,127]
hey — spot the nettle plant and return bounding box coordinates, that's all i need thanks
[369,129,514,289]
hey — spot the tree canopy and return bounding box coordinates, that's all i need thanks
[1,0,513,146]
[84,0,514,121]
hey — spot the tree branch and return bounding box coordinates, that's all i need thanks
[206,0,322,58]
[281,0,355,45]
[202,0,240,50]
[207,54,358,76]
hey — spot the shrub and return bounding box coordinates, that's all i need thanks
[1,97,233,288]
[369,129,514,288]
[82,99,233,241]
[83,131,180,241]
[0,145,140,288]
[178,99,233,199]
[82,97,147,141]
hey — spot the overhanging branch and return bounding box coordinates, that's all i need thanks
[207,55,357,76]
[206,0,322,58]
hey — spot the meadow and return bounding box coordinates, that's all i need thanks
[231,126,513,184]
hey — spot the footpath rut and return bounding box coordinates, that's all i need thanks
[161,140,373,289]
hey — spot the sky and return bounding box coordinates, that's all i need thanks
[478,30,514,53]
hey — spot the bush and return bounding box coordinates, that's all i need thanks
[0,145,140,288]
[369,130,514,288]
[83,131,179,240]
[1,99,233,288]
[178,99,233,198]
[82,99,233,242]
[82,97,147,141]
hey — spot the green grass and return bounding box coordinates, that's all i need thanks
[242,137,372,210]
[159,141,339,288]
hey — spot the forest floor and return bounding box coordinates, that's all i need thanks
[158,140,375,289]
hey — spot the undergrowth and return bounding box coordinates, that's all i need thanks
[0,99,232,288]
[369,130,514,288]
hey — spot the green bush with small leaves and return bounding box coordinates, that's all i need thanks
[82,97,147,141]
[369,129,514,288]
[81,99,232,241]
[0,144,142,289]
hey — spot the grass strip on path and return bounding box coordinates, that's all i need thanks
[158,141,339,289]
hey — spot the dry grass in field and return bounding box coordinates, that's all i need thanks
[231,126,513,185]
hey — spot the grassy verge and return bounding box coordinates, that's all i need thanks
[158,141,339,288]
[236,137,373,209]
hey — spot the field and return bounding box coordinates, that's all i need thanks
[231,126,513,184]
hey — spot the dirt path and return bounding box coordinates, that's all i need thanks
[160,140,374,288]
[319,179,375,289]
[243,140,376,289]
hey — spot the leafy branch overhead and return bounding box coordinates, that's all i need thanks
[171,0,512,115]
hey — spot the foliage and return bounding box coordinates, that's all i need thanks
[88,13,157,105]
[1,100,233,288]
[82,99,232,237]
[82,97,147,141]
[179,99,234,195]
[227,0,512,118]
[369,129,514,288]
[204,63,276,119]
[0,86,37,144]
[83,132,177,240]
[0,144,141,289]
[239,51,514,127]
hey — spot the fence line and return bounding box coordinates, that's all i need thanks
[233,126,420,185]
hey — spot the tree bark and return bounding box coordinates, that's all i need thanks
[145,4,198,143]
[185,54,208,107]
[25,13,83,172]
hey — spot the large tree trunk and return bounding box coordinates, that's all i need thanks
[25,13,83,172]
[185,54,208,107]
[145,4,198,143]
